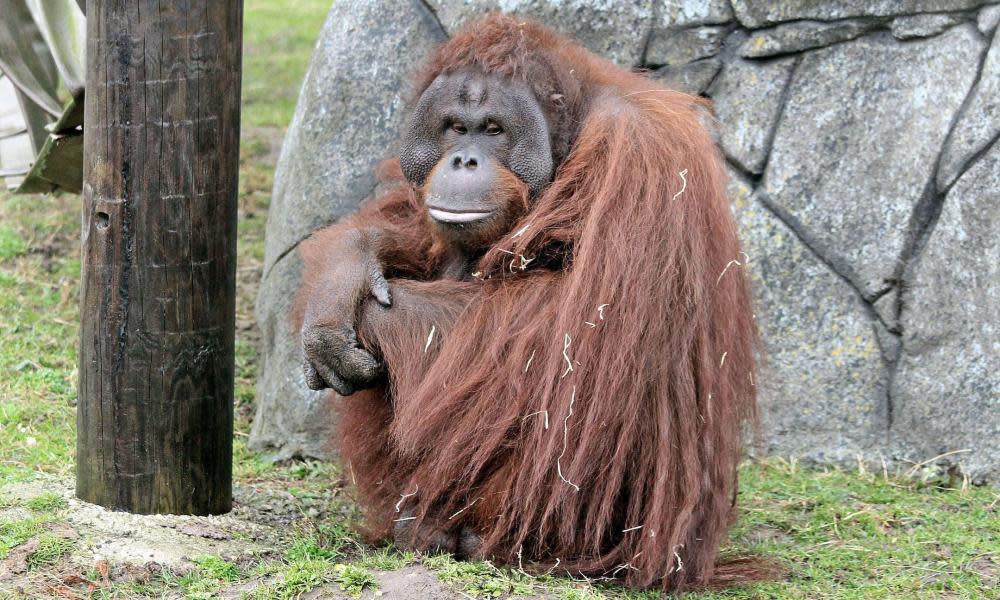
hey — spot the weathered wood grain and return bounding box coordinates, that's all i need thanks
[77,0,242,515]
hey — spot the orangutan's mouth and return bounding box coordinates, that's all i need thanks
[427,207,494,223]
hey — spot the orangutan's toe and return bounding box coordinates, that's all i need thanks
[455,526,482,560]
[393,510,459,554]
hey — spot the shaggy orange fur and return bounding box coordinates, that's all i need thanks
[295,14,768,591]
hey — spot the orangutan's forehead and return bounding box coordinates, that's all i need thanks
[456,72,488,105]
[433,70,528,109]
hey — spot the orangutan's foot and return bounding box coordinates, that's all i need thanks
[393,509,482,559]
[455,525,481,559]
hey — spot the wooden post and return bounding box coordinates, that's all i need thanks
[77,0,242,514]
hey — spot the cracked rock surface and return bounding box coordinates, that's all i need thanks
[938,25,1000,190]
[730,0,994,29]
[709,55,796,174]
[739,19,880,58]
[891,143,1000,483]
[730,174,889,462]
[253,0,1000,480]
[761,26,982,297]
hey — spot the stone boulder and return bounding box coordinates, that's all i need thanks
[251,0,446,459]
[253,0,1000,480]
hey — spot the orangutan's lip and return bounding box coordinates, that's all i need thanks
[427,207,494,223]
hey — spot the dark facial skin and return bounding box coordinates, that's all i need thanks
[400,70,553,253]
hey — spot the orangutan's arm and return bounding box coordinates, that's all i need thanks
[355,278,479,380]
[296,189,442,396]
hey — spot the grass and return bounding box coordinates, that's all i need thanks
[240,0,329,129]
[23,492,67,512]
[25,533,77,570]
[0,192,79,484]
[0,517,49,558]
[1,1,999,598]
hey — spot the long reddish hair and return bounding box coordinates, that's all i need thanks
[296,14,766,591]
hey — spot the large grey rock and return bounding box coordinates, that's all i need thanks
[429,0,654,66]
[891,144,1000,483]
[729,175,889,461]
[650,58,721,94]
[890,14,963,40]
[708,57,796,173]
[251,0,446,458]
[937,27,1000,190]
[646,25,727,66]
[762,27,982,296]
[251,255,340,460]
[262,1,445,275]
[738,19,881,58]
[731,1,994,29]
